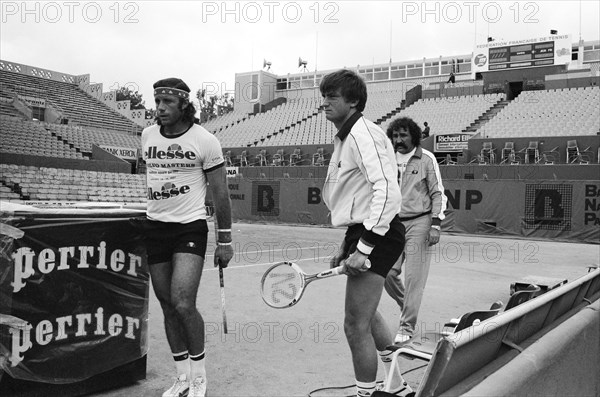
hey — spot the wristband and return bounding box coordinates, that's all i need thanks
[431,225,441,231]
[217,242,232,246]
[355,247,369,256]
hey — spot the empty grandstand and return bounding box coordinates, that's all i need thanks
[1,36,599,220]
[0,163,145,203]
[0,63,145,135]
[1,116,85,159]
[478,86,600,138]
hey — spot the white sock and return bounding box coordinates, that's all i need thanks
[356,380,377,396]
[172,351,189,378]
[190,351,206,380]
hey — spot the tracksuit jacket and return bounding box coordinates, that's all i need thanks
[397,146,447,226]
[323,112,401,255]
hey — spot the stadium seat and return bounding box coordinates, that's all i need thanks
[290,148,302,166]
[255,149,267,166]
[272,149,285,166]
[522,141,540,164]
[573,153,590,164]
[312,148,324,166]
[566,139,581,163]
[238,150,249,167]
[500,142,515,164]
[441,300,504,335]
[470,154,488,165]
[382,301,504,393]
[508,152,521,165]
[540,153,554,164]
[224,150,233,166]
[480,142,495,164]
[443,154,456,165]
[505,284,542,310]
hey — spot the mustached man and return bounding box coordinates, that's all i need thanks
[139,78,233,397]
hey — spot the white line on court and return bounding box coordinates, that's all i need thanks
[204,250,332,271]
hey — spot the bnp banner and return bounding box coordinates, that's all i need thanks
[224,177,598,244]
[442,180,599,244]
[0,205,149,383]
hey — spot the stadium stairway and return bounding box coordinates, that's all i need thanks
[375,100,406,125]
[243,100,323,148]
[0,178,29,201]
[464,99,510,133]
[47,128,90,159]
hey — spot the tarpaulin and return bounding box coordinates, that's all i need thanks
[0,203,149,384]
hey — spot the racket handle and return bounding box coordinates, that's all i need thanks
[341,258,371,273]
[326,259,370,276]
[317,266,345,278]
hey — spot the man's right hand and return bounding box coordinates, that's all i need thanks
[330,251,344,269]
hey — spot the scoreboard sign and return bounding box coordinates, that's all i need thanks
[472,35,571,74]
[488,41,556,70]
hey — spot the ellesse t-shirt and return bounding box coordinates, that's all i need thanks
[142,123,224,223]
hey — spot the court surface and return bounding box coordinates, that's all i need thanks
[90,222,599,397]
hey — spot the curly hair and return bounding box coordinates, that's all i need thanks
[386,117,422,147]
[181,100,198,124]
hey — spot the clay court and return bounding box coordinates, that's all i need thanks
[88,221,599,397]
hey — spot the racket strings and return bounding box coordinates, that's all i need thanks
[262,264,303,307]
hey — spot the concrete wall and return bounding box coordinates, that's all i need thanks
[462,299,600,397]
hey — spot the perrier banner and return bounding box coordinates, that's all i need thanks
[0,205,149,383]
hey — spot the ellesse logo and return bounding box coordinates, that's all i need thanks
[145,145,197,160]
[147,182,191,200]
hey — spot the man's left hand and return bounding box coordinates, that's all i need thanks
[428,227,441,246]
[214,245,234,268]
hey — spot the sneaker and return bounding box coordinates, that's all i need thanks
[188,376,207,397]
[376,380,415,396]
[162,374,189,397]
[394,333,411,344]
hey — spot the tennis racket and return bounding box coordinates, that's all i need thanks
[214,218,228,334]
[260,259,371,308]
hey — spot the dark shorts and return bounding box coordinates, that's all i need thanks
[342,216,405,278]
[133,218,209,265]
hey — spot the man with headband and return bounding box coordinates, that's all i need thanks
[138,78,233,397]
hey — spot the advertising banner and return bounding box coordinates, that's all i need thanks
[0,207,149,383]
[226,177,598,243]
[435,134,473,152]
[443,180,599,244]
[99,145,138,161]
[226,166,239,178]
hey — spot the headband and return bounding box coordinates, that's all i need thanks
[154,87,190,100]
